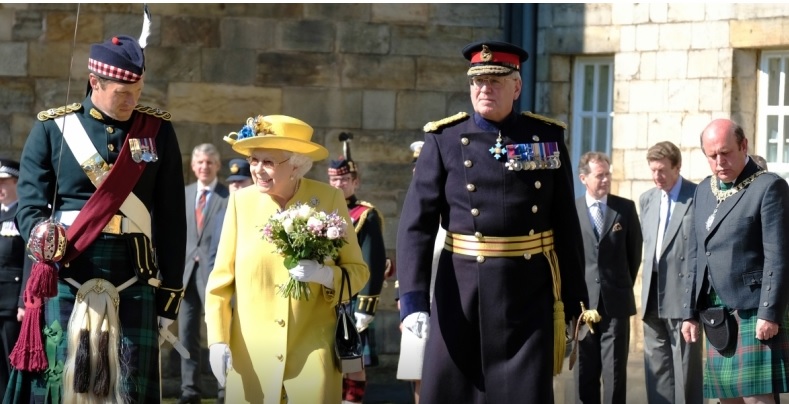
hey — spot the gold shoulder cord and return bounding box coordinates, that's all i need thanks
[37,103,83,121]
[423,112,470,133]
[134,105,172,121]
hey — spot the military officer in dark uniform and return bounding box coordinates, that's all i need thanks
[327,134,387,404]
[7,28,186,403]
[0,159,30,397]
[396,40,590,403]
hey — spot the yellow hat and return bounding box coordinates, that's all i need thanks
[223,115,329,161]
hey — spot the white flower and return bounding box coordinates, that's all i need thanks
[283,218,294,233]
[297,204,313,219]
[307,217,323,230]
[326,226,341,240]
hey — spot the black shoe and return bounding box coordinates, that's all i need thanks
[176,396,201,404]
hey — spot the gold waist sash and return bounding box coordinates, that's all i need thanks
[444,230,554,258]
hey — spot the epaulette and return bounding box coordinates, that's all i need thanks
[352,200,385,233]
[37,103,82,121]
[135,105,172,121]
[522,111,567,129]
[357,200,376,210]
[423,112,470,133]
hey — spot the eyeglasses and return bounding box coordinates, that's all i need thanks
[469,76,512,89]
[248,156,289,170]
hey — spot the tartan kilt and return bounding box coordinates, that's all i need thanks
[352,297,379,368]
[4,236,160,404]
[703,291,789,399]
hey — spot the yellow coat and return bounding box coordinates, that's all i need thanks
[205,179,370,403]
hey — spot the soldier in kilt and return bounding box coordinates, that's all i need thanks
[327,135,387,404]
[682,119,789,403]
[6,18,186,404]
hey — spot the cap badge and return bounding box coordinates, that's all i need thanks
[230,163,239,174]
[481,45,493,62]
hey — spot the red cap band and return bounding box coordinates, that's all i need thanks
[470,51,520,67]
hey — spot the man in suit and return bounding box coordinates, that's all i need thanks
[639,142,703,404]
[682,119,789,403]
[180,143,229,404]
[574,151,643,404]
[0,159,30,396]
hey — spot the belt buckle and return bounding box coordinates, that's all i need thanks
[103,215,122,235]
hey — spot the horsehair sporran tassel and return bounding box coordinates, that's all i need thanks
[74,313,91,393]
[93,317,110,396]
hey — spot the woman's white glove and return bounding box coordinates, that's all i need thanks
[209,343,232,388]
[288,259,334,288]
[354,312,374,332]
[402,311,430,339]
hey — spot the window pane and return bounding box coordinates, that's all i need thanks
[583,65,595,111]
[597,65,610,113]
[767,115,778,162]
[595,118,608,151]
[581,117,592,152]
[768,58,780,106]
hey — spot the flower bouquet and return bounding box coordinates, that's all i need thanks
[262,202,349,300]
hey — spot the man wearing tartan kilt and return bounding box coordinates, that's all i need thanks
[328,136,387,404]
[5,23,186,403]
[682,119,789,403]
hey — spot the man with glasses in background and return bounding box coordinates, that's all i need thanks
[396,40,589,403]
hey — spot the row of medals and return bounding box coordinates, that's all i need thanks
[128,138,159,163]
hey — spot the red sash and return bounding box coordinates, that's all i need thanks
[63,113,161,262]
[348,204,370,226]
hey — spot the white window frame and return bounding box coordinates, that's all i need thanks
[571,56,614,196]
[757,50,789,176]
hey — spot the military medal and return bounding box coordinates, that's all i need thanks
[128,138,143,163]
[140,138,158,162]
[489,131,505,160]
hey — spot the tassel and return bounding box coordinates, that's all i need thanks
[8,294,47,371]
[28,261,59,299]
[553,300,566,376]
[93,318,111,396]
[74,315,90,393]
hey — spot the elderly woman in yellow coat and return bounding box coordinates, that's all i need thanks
[205,115,370,404]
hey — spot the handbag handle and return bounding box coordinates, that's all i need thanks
[337,267,352,303]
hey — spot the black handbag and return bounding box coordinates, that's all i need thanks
[699,306,738,352]
[334,268,364,373]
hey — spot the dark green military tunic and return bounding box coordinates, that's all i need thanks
[9,96,186,403]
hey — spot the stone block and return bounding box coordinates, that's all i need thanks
[698,79,724,112]
[219,17,275,50]
[471,27,505,44]
[167,83,281,125]
[690,21,729,49]
[629,80,667,112]
[390,25,473,58]
[161,16,219,48]
[13,10,43,41]
[276,20,334,53]
[342,54,415,90]
[338,22,390,55]
[735,3,789,20]
[732,49,757,78]
[705,3,735,21]
[371,4,428,24]
[324,130,413,166]
[416,57,467,92]
[667,79,699,113]
[257,52,340,88]
[639,51,657,80]
[635,24,659,52]
[154,3,304,18]
[611,3,650,25]
[585,3,613,26]
[78,4,136,13]
[446,92,473,117]
[687,49,719,79]
[619,25,636,52]
[542,27,583,54]
[658,23,692,50]
[281,87,361,129]
[143,46,201,83]
[732,76,757,115]
[395,91,446,131]
[612,113,642,150]
[534,56,550,82]
[550,4,587,27]
[30,79,73,112]
[548,82,570,115]
[172,121,217,156]
[582,25,620,53]
[429,4,501,28]
[654,50,688,80]
[362,90,396,131]
[304,4,369,21]
[0,10,13,41]
[730,18,782,48]
[42,11,101,42]
[646,112,683,146]
[613,80,630,114]
[11,112,34,149]
[0,43,26,77]
[549,55,571,82]
[615,52,639,81]
[201,48,256,85]
[667,3,707,22]
[649,3,668,23]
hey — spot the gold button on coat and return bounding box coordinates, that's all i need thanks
[461,137,469,145]
[108,144,115,152]
[106,126,114,134]
[524,253,531,260]
[535,181,541,189]
[464,160,473,167]
[275,319,285,327]
[532,205,538,213]
[474,232,483,239]
[466,184,476,192]
[532,135,539,141]
[471,208,479,216]
[476,256,485,263]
